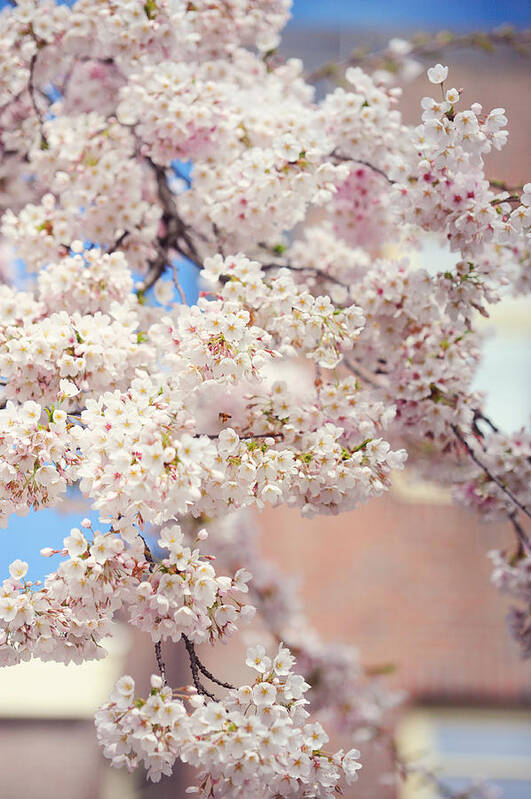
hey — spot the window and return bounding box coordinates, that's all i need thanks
[397,708,531,799]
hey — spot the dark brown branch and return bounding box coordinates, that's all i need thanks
[489,178,525,194]
[28,51,48,148]
[343,357,381,389]
[261,261,349,288]
[203,431,284,441]
[147,158,202,264]
[136,159,204,297]
[155,641,166,683]
[509,512,530,556]
[107,230,129,254]
[452,424,531,519]
[139,533,155,565]
[137,252,167,295]
[193,654,235,690]
[490,194,520,206]
[182,635,216,700]
[472,409,499,434]
[138,535,168,683]
[332,150,396,185]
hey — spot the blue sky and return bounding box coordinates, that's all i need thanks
[1,0,530,26]
[290,0,531,28]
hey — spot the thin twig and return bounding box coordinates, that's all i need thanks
[172,263,187,305]
[203,430,284,441]
[332,151,396,185]
[139,533,155,565]
[509,512,530,555]
[343,357,381,388]
[452,424,530,519]
[155,641,166,683]
[194,657,235,690]
[136,158,203,296]
[491,194,520,206]
[139,537,234,696]
[107,230,129,254]
[28,51,48,147]
[472,409,499,434]
[147,157,201,264]
[489,178,525,194]
[261,261,349,288]
[137,257,166,295]
[182,635,216,700]
[138,535,169,683]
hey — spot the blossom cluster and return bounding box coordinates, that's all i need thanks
[392,73,530,263]
[0,520,253,664]
[0,400,79,526]
[453,430,531,520]
[2,114,160,273]
[96,643,362,796]
[37,246,135,315]
[76,373,406,523]
[116,61,229,166]
[0,303,151,405]
[489,547,531,658]
[0,528,143,666]
[129,523,255,644]
[320,67,406,171]
[202,253,365,368]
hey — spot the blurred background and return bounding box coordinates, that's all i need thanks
[1,1,530,798]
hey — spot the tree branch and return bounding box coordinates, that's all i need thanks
[147,158,201,264]
[452,424,530,519]
[509,512,530,556]
[343,357,382,389]
[136,159,204,297]
[261,260,350,289]
[490,194,520,206]
[181,635,216,700]
[171,262,187,305]
[187,641,236,690]
[28,51,48,148]
[332,152,396,185]
[472,408,499,434]
[107,230,129,254]
[138,534,168,683]
[154,641,166,683]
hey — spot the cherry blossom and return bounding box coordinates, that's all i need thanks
[0,2,530,794]
[96,643,362,796]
